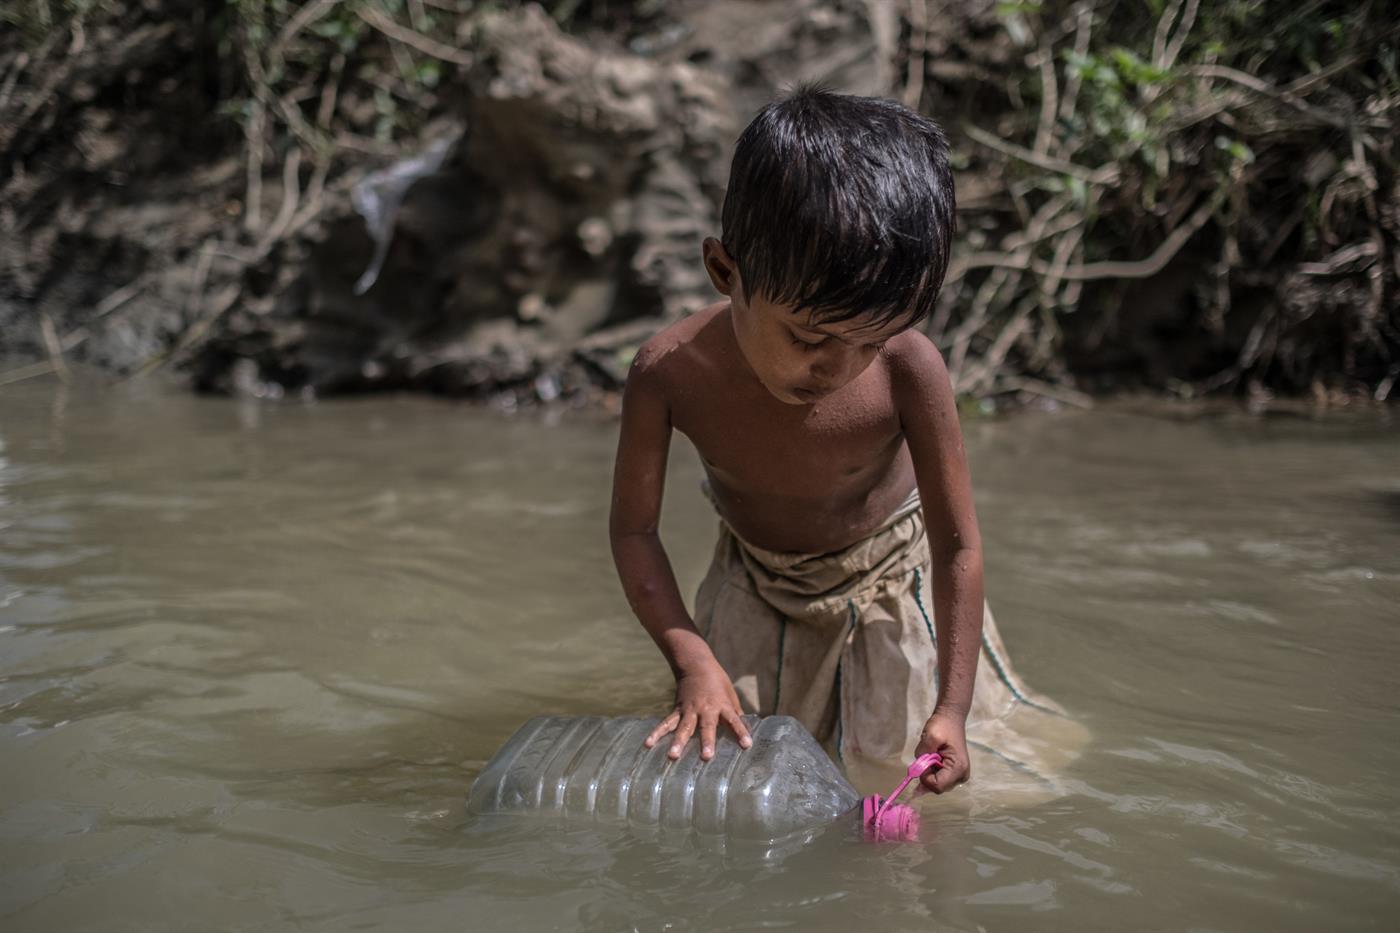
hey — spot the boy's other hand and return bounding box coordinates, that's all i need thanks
[916,710,971,793]
[644,661,753,762]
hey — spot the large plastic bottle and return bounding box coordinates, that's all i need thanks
[466,714,864,842]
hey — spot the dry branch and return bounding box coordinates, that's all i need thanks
[357,5,474,67]
[963,123,1118,184]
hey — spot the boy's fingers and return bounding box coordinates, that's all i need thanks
[644,710,680,748]
[699,713,718,760]
[669,712,698,759]
[919,758,943,791]
[930,757,968,793]
[722,710,753,748]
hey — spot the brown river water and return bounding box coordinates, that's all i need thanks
[1,378,1397,932]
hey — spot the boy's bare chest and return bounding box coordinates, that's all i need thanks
[670,381,905,497]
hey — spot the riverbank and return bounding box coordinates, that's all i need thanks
[3,1,1395,405]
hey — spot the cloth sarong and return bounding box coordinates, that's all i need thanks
[695,486,1066,764]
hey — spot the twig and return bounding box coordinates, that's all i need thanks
[0,28,60,133]
[945,212,1082,283]
[1058,2,1092,123]
[268,0,342,69]
[0,360,58,388]
[335,132,400,157]
[187,242,216,318]
[960,296,1036,394]
[288,160,336,235]
[1159,0,1199,73]
[1200,308,1275,391]
[1041,223,1084,298]
[1049,190,1223,281]
[282,58,343,234]
[316,53,345,133]
[997,375,1093,408]
[258,147,303,248]
[1187,64,1348,128]
[1060,238,1085,307]
[1285,23,1400,96]
[0,317,92,388]
[946,250,1029,280]
[39,313,71,384]
[1376,365,1399,402]
[946,197,1070,378]
[68,16,86,55]
[963,123,1118,184]
[947,267,1011,385]
[357,5,475,68]
[385,25,418,79]
[244,95,266,232]
[902,0,929,110]
[1297,241,1379,275]
[0,50,30,113]
[861,0,900,96]
[1025,302,1060,370]
[1033,35,1058,157]
[129,285,243,379]
[1151,0,1182,70]
[92,276,147,319]
[128,242,231,380]
[0,48,67,155]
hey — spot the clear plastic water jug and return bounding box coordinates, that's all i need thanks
[466,714,864,842]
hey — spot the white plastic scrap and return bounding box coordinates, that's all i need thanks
[351,133,460,295]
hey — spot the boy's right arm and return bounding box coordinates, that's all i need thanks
[608,350,752,762]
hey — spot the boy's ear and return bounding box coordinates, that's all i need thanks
[702,237,739,297]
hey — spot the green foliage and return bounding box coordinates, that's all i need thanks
[959,0,1399,396]
[309,6,371,55]
[213,0,473,154]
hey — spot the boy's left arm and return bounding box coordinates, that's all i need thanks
[892,336,985,793]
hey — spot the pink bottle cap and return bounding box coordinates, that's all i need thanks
[862,794,920,842]
[861,752,942,843]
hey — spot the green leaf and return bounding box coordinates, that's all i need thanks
[1215,136,1255,164]
[995,0,1043,16]
[1109,47,1170,87]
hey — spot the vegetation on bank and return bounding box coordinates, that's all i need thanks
[935,0,1398,403]
[1,1,1395,404]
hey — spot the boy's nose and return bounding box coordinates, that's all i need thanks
[808,360,835,384]
[809,352,850,386]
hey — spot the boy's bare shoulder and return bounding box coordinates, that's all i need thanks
[883,328,953,402]
[628,301,730,390]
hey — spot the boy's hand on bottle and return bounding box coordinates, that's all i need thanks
[644,660,753,762]
[916,710,971,793]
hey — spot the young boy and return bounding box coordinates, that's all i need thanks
[609,87,1050,795]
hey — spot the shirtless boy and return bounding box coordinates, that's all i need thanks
[610,87,1032,794]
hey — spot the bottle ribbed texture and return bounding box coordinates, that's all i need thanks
[467,715,861,841]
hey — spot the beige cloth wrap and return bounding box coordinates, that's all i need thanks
[695,487,1066,765]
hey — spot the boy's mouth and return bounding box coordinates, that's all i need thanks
[791,385,830,403]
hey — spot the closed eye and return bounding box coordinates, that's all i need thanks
[790,331,827,350]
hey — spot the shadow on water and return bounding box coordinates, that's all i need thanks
[1372,489,1400,526]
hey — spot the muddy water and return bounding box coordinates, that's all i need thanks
[1,379,1397,932]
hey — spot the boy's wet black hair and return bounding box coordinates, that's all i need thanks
[720,85,955,334]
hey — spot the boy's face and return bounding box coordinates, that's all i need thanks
[703,238,908,406]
